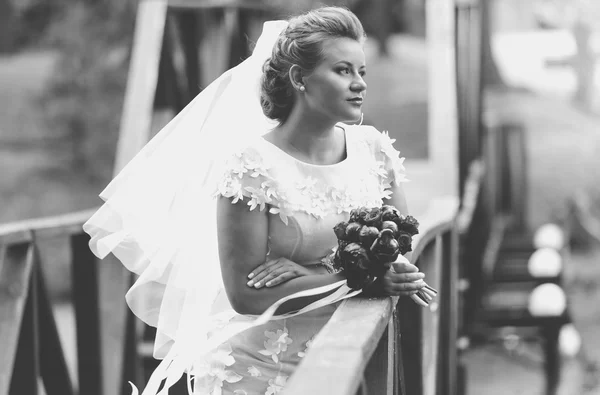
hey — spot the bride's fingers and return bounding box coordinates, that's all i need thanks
[248,258,280,279]
[386,281,424,293]
[247,260,283,286]
[264,272,296,288]
[389,272,425,283]
[252,267,288,288]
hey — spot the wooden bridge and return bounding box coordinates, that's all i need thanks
[0,1,573,394]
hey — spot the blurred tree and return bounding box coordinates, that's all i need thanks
[533,0,600,111]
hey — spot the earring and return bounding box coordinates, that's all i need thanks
[298,85,305,92]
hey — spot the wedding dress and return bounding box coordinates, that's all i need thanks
[207,124,406,394]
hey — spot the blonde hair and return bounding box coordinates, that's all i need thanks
[260,7,366,123]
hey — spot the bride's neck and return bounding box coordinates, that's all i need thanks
[277,109,339,152]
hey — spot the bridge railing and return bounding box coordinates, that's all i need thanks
[284,197,460,395]
[0,209,135,395]
[0,198,460,395]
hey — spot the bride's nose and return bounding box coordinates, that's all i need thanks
[350,76,367,93]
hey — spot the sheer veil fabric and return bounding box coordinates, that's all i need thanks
[83,21,360,394]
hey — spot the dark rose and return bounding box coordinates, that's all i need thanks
[332,240,350,271]
[345,264,373,290]
[397,231,413,255]
[340,243,370,270]
[381,205,402,223]
[338,242,373,290]
[350,207,370,225]
[345,223,362,242]
[363,207,383,228]
[381,221,399,238]
[333,222,349,240]
[359,225,380,248]
[397,215,419,236]
[370,229,400,264]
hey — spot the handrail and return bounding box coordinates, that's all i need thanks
[168,0,281,10]
[284,197,459,395]
[0,208,97,244]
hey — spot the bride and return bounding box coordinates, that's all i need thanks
[84,6,427,395]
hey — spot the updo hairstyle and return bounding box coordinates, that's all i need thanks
[260,7,366,123]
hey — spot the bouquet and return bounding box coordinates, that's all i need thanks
[332,205,437,307]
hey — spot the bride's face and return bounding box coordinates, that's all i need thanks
[302,37,367,123]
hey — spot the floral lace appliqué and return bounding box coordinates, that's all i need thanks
[248,366,262,377]
[218,131,406,224]
[259,329,293,363]
[191,343,243,395]
[379,131,408,185]
[265,375,288,395]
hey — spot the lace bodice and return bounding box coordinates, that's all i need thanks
[216,124,407,267]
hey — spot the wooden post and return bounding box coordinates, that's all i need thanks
[426,0,459,198]
[71,233,103,395]
[6,243,38,395]
[397,294,423,395]
[363,322,394,395]
[422,237,441,395]
[37,247,75,395]
[439,229,459,395]
[456,0,483,198]
[0,242,35,395]
[114,0,168,174]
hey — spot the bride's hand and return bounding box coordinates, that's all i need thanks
[380,258,426,296]
[247,257,313,289]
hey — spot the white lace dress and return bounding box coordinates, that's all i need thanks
[203,124,407,395]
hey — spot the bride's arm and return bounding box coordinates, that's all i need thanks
[217,196,345,315]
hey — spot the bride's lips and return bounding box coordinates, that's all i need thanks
[347,97,363,106]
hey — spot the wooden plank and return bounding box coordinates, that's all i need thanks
[71,233,103,395]
[0,209,95,245]
[98,255,132,395]
[439,229,459,395]
[0,242,34,395]
[36,247,75,395]
[420,238,441,395]
[397,294,422,395]
[284,297,394,395]
[363,325,392,395]
[114,0,168,174]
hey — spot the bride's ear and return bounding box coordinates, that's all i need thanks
[289,65,306,92]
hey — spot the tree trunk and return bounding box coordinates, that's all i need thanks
[0,0,17,53]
